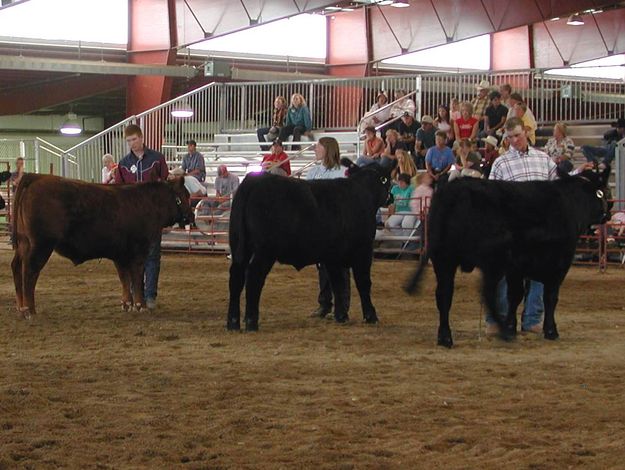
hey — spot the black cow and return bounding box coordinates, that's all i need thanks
[227,158,393,331]
[405,168,612,347]
[0,170,11,209]
[11,174,193,318]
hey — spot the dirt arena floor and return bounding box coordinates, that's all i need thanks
[1,249,625,469]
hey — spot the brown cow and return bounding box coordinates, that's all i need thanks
[11,174,193,318]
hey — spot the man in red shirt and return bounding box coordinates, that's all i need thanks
[261,139,291,176]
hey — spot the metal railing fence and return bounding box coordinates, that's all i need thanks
[59,67,624,182]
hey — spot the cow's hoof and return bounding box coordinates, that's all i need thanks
[18,307,31,320]
[335,315,349,324]
[364,315,379,324]
[121,302,132,312]
[226,320,241,331]
[134,303,144,312]
[437,336,453,348]
[544,329,559,340]
[245,320,259,332]
[498,330,516,342]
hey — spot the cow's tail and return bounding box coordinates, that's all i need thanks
[228,181,249,264]
[11,173,36,249]
[404,249,430,295]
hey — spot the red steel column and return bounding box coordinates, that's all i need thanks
[126,0,178,118]
[325,10,371,129]
[491,26,533,90]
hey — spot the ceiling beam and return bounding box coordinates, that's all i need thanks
[0,74,126,115]
[0,55,198,78]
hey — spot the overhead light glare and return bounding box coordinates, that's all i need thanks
[60,112,82,135]
[550,17,560,21]
[566,13,584,26]
[390,1,410,7]
[170,102,194,118]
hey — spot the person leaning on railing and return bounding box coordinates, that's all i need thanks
[257,95,287,151]
[278,93,312,151]
[359,92,390,134]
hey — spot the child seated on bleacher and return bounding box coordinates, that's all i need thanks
[385,173,418,234]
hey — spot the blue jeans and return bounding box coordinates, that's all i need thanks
[486,278,544,330]
[144,234,162,300]
[582,142,617,165]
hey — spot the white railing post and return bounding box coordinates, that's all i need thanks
[34,138,40,173]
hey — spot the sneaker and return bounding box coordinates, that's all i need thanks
[521,323,542,334]
[146,298,157,310]
[310,306,332,318]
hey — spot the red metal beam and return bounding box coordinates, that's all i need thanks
[0,75,126,115]
[126,0,178,117]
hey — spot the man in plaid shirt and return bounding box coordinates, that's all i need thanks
[486,117,555,334]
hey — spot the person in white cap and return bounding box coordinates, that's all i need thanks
[415,115,436,169]
[471,79,490,131]
[479,135,500,177]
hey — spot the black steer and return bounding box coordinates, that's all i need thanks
[0,170,11,209]
[227,158,393,331]
[405,168,612,347]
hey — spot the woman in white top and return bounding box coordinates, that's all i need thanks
[101,154,117,184]
[360,93,390,133]
[434,104,454,144]
[307,137,350,319]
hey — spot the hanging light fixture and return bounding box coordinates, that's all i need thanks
[390,0,410,7]
[171,101,194,118]
[60,112,82,135]
[566,13,584,26]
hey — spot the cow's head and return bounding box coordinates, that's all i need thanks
[168,177,195,228]
[578,165,613,224]
[341,157,395,208]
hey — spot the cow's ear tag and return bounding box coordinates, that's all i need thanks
[176,197,182,205]
[596,190,604,199]
[380,176,388,185]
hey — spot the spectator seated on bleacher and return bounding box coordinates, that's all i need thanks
[359,92,390,134]
[181,139,206,182]
[396,112,421,163]
[415,115,436,169]
[471,80,490,131]
[543,122,576,174]
[582,117,625,167]
[448,139,482,182]
[453,102,479,142]
[514,102,537,146]
[385,173,418,234]
[279,93,312,151]
[480,90,507,139]
[381,129,401,165]
[257,95,287,151]
[394,150,417,182]
[425,130,455,185]
[434,105,454,146]
[101,154,117,184]
[356,126,385,167]
[170,167,207,199]
[261,139,291,176]
[479,135,500,178]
